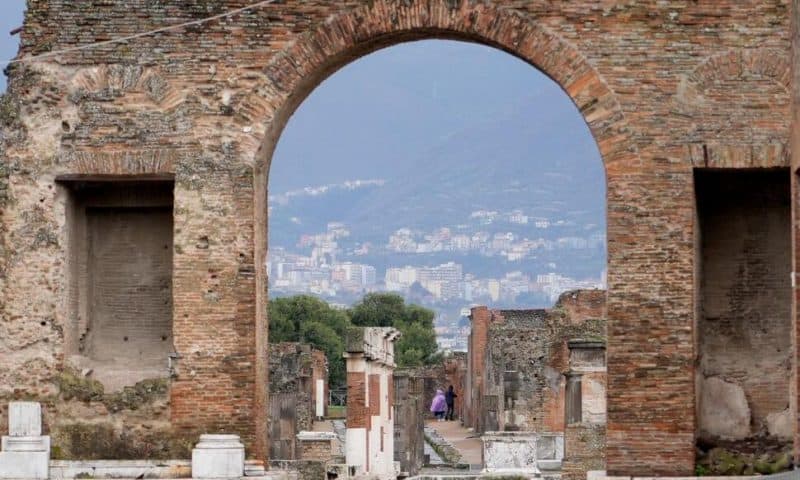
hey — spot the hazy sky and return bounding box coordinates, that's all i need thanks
[0,1,24,91]
[272,39,601,190]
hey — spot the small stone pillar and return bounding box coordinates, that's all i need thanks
[0,402,50,480]
[297,431,335,462]
[191,434,245,479]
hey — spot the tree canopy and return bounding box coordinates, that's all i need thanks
[269,293,440,388]
[269,295,350,389]
[350,293,440,367]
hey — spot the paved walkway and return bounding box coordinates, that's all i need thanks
[424,420,483,467]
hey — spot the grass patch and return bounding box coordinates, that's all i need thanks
[326,405,346,419]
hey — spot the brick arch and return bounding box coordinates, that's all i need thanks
[241,0,639,461]
[676,48,791,168]
[241,1,638,174]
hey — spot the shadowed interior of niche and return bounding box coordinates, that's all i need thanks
[59,178,175,392]
[695,168,793,474]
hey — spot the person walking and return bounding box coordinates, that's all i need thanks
[430,389,447,421]
[445,385,457,421]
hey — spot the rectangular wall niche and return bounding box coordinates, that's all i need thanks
[61,179,174,392]
[695,169,792,456]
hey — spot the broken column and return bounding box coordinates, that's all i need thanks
[344,327,400,479]
[0,402,50,480]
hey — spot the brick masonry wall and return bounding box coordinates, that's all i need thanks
[346,372,367,430]
[0,0,794,472]
[298,439,333,462]
[467,306,491,434]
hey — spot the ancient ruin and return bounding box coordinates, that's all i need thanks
[454,291,607,478]
[344,327,400,479]
[1,0,799,477]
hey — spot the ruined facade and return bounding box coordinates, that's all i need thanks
[464,290,606,436]
[464,290,607,478]
[267,343,327,462]
[344,327,400,479]
[1,1,799,475]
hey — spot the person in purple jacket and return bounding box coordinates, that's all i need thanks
[430,389,447,421]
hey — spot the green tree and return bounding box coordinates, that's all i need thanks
[268,295,351,388]
[350,293,440,367]
[350,292,405,328]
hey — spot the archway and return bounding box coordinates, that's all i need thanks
[241,0,640,467]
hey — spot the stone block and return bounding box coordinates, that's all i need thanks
[191,434,244,479]
[2,435,50,452]
[698,377,751,440]
[482,431,540,475]
[0,451,49,480]
[0,436,49,480]
[8,402,41,437]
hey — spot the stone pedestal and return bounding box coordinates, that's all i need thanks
[0,402,50,480]
[191,434,245,479]
[482,431,564,477]
[297,431,335,462]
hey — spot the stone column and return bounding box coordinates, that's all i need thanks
[344,327,400,479]
[0,402,50,480]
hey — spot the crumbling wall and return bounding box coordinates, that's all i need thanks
[268,342,320,460]
[469,290,606,435]
[563,423,606,480]
[393,373,425,476]
[484,309,550,432]
[695,169,792,472]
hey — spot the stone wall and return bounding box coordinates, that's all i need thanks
[398,352,466,421]
[268,343,326,461]
[562,424,606,480]
[1,0,796,473]
[465,290,606,436]
[393,372,425,477]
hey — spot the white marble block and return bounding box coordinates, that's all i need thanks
[8,402,41,437]
[0,451,49,479]
[192,434,245,479]
[0,402,49,480]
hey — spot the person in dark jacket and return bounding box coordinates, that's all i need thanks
[445,385,457,421]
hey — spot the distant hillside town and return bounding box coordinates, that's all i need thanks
[269,220,606,351]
